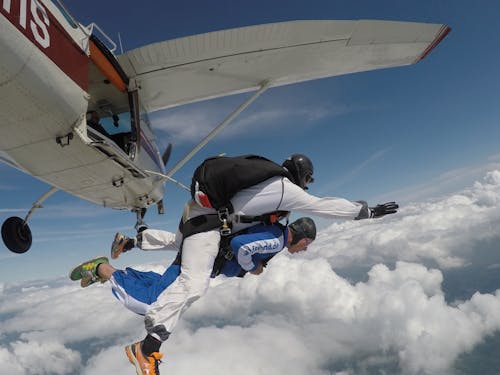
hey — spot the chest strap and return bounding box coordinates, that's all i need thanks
[235,211,289,225]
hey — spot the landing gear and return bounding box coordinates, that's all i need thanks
[1,217,32,254]
[1,187,58,254]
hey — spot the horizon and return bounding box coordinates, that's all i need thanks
[1,1,500,373]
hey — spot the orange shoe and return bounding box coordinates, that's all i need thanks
[125,341,163,375]
[111,232,133,259]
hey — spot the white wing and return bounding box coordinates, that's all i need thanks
[117,20,450,113]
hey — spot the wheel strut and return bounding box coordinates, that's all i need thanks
[24,187,59,223]
[133,207,148,233]
[1,187,58,254]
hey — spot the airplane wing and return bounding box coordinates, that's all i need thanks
[0,151,29,173]
[117,20,450,113]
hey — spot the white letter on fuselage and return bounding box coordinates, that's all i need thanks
[19,0,27,28]
[2,0,11,12]
[30,0,49,48]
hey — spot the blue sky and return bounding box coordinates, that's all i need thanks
[1,0,500,282]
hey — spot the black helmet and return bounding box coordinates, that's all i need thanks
[282,154,314,189]
[288,217,316,245]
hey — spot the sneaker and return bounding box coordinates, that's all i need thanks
[69,256,109,288]
[111,232,133,259]
[125,341,163,375]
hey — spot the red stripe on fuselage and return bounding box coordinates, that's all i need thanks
[1,0,89,90]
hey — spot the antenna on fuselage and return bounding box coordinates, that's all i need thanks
[118,32,124,54]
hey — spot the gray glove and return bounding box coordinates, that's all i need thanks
[355,201,399,220]
[370,202,399,218]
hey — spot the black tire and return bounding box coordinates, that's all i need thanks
[1,216,32,254]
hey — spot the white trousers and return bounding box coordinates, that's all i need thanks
[139,229,181,251]
[144,229,221,341]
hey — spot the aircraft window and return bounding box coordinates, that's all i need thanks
[100,111,131,135]
[132,101,155,142]
[140,110,150,128]
[98,111,134,154]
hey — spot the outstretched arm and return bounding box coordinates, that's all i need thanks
[280,179,399,220]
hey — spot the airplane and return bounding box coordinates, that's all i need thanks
[0,0,450,254]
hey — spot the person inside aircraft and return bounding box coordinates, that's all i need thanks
[86,110,112,136]
[86,110,131,153]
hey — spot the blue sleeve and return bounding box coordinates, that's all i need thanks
[230,225,285,272]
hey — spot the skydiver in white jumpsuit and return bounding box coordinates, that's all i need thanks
[112,154,398,375]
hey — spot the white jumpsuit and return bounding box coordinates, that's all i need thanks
[143,176,364,341]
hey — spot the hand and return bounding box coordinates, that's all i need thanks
[112,114,120,127]
[370,202,399,218]
[250,262,264,275]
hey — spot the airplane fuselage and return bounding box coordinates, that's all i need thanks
[0,0,166,211]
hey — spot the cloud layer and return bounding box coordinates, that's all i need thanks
[314,170,500,269]
[1,170,500,374]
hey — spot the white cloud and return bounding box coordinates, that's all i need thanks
[313,170,500,269]
[11,340,81,375]
[166,258,500,375]
[224,104,336,138]
[80,346,133,375]
[1,169,500,374]
[0,347,26,375]
[0,282,142,344]
[375,161,500,204]
[150,93,346,145]
[150,103,224,144]
[0,208,27,213]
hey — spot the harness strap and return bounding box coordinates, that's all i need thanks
[211,222,286,277]
[235,211,289,225]
[175,214,223,267]
[179,214,222,239]
[211,235,234,277]
[180,210,289,239]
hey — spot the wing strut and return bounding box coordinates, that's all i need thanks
[144,169,191,192]
[166,81,271,178]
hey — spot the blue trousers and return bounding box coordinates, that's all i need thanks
[110,264,181,315]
